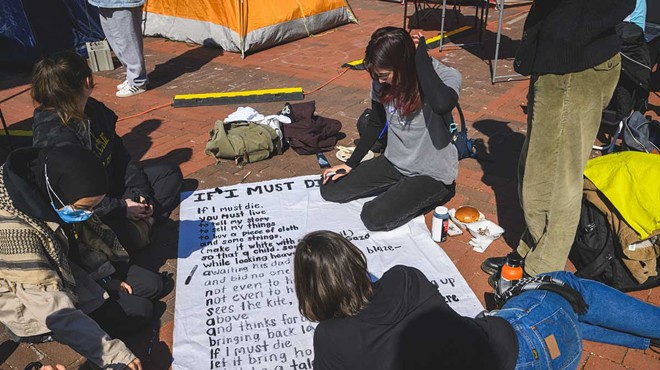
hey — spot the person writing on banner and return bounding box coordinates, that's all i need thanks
[482,0,636,278]
[293,231,660,370]
[31,51,183,252]
[0,145,166,369]
[320,27,459,231]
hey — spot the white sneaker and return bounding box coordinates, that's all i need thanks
[116,80,128,90]
[116,84,146,98]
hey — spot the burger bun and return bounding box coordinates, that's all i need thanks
[455,206,480,223]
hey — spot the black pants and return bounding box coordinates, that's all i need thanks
[320,156,455,231]
[89,263,163,338]
[103,161,183,248]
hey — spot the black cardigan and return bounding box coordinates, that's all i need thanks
[347,38,458,168]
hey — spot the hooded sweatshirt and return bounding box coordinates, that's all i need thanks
[313,265,518,370]
[32,97,151,217]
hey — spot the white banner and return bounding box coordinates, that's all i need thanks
[173,175,483,370]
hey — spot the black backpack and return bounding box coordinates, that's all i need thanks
[569,199,660,292]
[451,103,477,160]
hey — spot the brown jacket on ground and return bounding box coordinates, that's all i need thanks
[584,179,660,284]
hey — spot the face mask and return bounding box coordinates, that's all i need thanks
[54,205,94,223]
[44,163,94,223]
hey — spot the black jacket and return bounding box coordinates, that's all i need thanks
[32,98,151,217]
[313,265,518,370]
[515,0,635,75]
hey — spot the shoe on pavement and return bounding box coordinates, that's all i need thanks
[481,251,523,275]
[116,84,146,98]
[482,256,507,275]
[116,80,128,90]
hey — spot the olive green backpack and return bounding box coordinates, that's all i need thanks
[205,121,281,166]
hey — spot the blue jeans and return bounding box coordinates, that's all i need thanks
[493,271,660,370]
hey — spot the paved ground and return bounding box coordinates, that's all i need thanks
[0,0,658,369]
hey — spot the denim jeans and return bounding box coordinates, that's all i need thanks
[319,155,455,231]
[493,271,659,370]
[516,54,621,275]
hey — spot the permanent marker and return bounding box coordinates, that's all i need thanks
[185,264,198,285]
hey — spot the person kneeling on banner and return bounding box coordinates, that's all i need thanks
[320,27,459,231]
[293,231,660,370]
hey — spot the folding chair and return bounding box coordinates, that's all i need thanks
[403,0,461,31]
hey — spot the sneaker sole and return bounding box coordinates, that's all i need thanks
[480,260,500,276]
[116,88,146,98]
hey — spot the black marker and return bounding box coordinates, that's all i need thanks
[184,265,198,285]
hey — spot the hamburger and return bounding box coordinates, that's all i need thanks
[454,206,480,223]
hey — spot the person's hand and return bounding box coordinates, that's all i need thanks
[127,358,143,370]
[120,281,133,295]
[137,196,154,218]
[40,366,66,370]
[412,32,423,48]
[322,164,352,184]
[125,199,149,221]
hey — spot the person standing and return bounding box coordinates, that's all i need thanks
[89,0,148,98]
[482,0,636,277]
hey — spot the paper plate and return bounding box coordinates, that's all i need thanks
[336,147,375,163]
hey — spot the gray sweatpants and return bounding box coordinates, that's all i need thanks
[99,6,148,88]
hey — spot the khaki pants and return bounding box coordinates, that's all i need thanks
[517,54,621,276]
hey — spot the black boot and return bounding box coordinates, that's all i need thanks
[481,251,523,275]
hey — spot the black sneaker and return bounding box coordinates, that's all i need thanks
[481,251,523,275]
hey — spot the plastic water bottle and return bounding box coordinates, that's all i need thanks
[499,254,524,292]
[431,206,449,242]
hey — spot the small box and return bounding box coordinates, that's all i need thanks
[86,40,114,72]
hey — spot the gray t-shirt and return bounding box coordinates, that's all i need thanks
[371,59,461,185]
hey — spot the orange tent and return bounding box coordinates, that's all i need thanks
[144,0,356,56]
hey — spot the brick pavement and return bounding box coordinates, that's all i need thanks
[0,0,658,369]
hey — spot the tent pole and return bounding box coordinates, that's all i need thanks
[240,0,246,58]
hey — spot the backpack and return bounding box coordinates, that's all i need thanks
[356,108,387,153]
[450,103,477,160]
[205,121,281,166]
[569,199,660,292]
[622,111,660,154]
